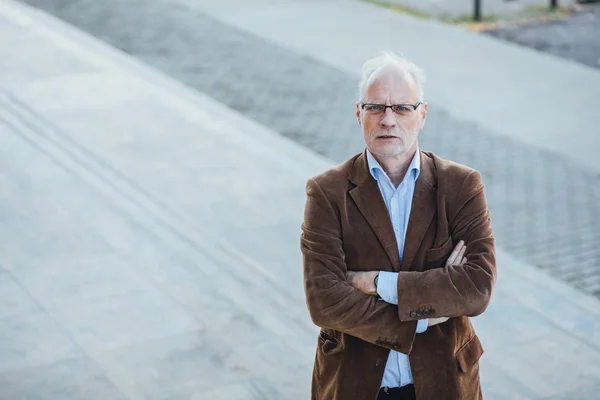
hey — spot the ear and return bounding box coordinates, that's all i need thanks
[419,103,428,130]
[356,102,362,127]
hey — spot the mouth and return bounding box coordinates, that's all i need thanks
[377,135,399,140]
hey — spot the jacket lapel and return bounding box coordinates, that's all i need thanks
[348,151,400,270]
[401,152,437,271]
[348,150,437,272]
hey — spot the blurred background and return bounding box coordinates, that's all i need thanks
[0,0,599,399]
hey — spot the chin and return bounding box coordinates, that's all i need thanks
[371,145,407,158]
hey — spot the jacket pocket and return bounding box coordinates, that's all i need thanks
[425,237,454,267]
[318,329,343,356]
[455,334,484,373]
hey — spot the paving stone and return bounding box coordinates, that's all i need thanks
[486,4,600,71]
[0,357,127,400]
[17,0,600,300]
[0,312,83,374]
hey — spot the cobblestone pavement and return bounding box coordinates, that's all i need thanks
[17,0,600,297]
[485,3,600,70]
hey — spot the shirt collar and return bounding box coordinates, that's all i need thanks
[366,147,421,184]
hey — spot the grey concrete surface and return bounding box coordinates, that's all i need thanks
[1,1,600,399]
[486,3,600,70]
[187,0,600,172]
[17,0,600,299]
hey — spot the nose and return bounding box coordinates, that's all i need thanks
[379,108,396,129]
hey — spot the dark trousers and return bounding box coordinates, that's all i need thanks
[377,385,416,400]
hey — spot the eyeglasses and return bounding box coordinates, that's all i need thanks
[360,102,424,116]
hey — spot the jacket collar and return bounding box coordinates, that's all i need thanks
[348,149,437,271]
[366,148,421,186]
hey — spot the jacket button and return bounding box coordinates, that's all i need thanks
[410,311,417,318]
[423,310,430,316]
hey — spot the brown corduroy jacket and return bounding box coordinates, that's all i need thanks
[301,150,496,400]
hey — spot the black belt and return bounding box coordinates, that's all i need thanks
[377,384,416,400]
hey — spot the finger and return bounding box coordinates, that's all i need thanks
[428,317,447,327]
[452,240,465,264]
[429,317,449,327]
[455,245,466,265]
[460,256,467,266]
[445,240,464,266]
[346,272,356,285]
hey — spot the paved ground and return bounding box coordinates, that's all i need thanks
[370,1,600,70]
[2,3,600,398]
[377,0,573,19]
[18,0,600,299]
[486,3,600,70]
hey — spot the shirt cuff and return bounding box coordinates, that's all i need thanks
[416,318,429,334]
[376,271,398,305]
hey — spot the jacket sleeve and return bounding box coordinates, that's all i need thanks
[301,178,418,354]
[395,170,496,321]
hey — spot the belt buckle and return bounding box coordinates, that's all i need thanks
[383,386,389,394]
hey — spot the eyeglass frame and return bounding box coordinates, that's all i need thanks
[359,102,425,115]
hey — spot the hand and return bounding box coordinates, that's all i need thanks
[429,241,468,327]
[445,240,467,267]
[428,317,450,327]
[346,270,379,296]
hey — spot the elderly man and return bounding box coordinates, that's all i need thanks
[300,52,496,400]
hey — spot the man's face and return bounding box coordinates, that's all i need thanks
[356,65,428,159]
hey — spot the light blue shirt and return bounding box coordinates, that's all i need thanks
[366,148,429,389]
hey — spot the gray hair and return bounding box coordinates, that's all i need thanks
[358,51,426,102]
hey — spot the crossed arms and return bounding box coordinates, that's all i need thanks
[347,240,469,329]
[301,171,496,354]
